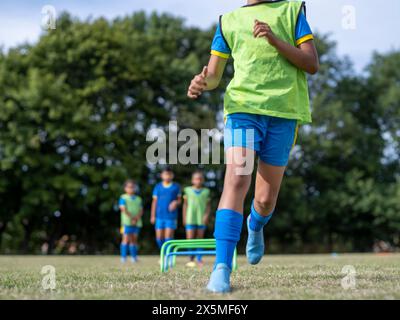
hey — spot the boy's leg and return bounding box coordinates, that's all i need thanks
[246,117,297,264]
[163,225,176,266]
[218,147,254,213]
[185,226,196,262]
[164,227,175,243]
[120,233,129,262]
[207,147,253,293]
[186,226,196,240]
[155,228,165,249]
[254,161,285,216]
[196,227,206,263]
[129,233,139,261]
[196,227,206,239]
[246,161,285,264]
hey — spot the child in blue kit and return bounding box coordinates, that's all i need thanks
[150,167,182,250]
[187,0,319,293]
[119,180,143,263]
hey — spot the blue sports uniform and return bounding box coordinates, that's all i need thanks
[212,11,313,167]
[152,182,181,230]
[121,225,140,234]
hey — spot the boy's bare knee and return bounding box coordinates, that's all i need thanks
[254,195,276,215]
[228,174,250,192]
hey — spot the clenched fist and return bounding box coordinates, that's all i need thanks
[253,19,278,46]
[187,66,208,99]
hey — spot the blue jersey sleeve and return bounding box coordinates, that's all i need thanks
[152,184,159,198]
[210,22,231,59]
[118,197,126,206]
[295,12,314,46]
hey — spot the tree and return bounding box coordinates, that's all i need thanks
[0,12,398,253]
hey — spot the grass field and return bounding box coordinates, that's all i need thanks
[0,254,399,300]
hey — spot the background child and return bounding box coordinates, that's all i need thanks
[150,168,181,250]
[118,179,143,263]
[182,171,211,267]
[188,0,319,293]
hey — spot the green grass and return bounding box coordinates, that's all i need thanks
[0,254,399,299]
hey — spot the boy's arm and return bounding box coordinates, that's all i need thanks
[187,55,228,99]
[182,197,187,226]
[204,55,228,91]
[120,205,132,220]
[150,198,157,225]
[135,199,144,222]
[176,194,182,206]
[203,200,211,225]
[254,20,319,75]
[169,195,182,211]
[137,208,144,220]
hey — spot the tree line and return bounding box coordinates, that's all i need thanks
[0,12,399,254]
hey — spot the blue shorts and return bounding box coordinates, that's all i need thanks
[155,219,177,230]
[224,113,298,167]
[185,225,207,231]
[122,225,141,235]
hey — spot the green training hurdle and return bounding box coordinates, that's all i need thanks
[160,239,237,272]
[169,242,216,269]
[161,239,215,272]
[160,239,238,272]
[167,243,215,267]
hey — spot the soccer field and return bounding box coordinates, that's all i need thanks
[0,254,399,300]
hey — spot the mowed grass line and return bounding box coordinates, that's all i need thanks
[0,254,399,299]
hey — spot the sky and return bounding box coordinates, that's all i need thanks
[0,0,399,72]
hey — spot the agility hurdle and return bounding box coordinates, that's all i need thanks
[165,240,216,270]
[160,238,238,272]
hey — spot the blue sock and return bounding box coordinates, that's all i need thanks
[120,243,128,259]
[156,238,163,249]
[249,202,274,232]
[196,248,203,262]
[214,209,243,270]
[129,244,137,258]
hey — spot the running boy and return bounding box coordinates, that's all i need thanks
[187,0,319,293]
[151,168,182,250]
[119,179,143,263]
[182,171,211,267]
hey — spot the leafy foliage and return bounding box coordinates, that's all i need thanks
[0,13,398,253]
